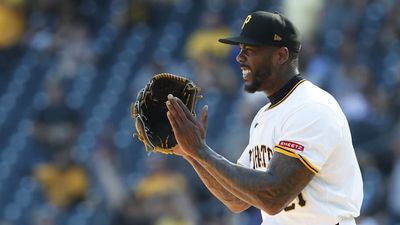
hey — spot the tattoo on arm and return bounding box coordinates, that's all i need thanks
[262,152,315,212]
[184,155,250,212]
[196,147,315,214]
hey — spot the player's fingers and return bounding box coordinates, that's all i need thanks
[166,98,186,124]
[201,105,208,132]
[201,105,208,139]
[167,111,180,132]
[168,94,196,124]
[172,95,197,124]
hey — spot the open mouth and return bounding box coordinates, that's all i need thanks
[241,67,251,81]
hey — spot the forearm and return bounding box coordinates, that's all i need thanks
[193,146,289,214]
[184,155,250,213]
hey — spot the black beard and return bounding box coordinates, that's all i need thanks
[244,69,270,93]
[244,77,262,93]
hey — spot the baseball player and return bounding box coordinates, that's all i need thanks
[166,11,363,225]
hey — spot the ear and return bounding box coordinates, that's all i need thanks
[276,47,289,65]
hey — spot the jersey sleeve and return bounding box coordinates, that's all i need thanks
[237,145,250,168]
[274,103,343,174]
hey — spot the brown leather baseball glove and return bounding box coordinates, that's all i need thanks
[131,73,201,154]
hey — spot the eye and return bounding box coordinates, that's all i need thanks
[246,48,254,54]
[243,47,257,54]
[239,46,256,55]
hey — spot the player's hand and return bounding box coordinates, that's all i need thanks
[172,145,187,157]
[166,94,208,158]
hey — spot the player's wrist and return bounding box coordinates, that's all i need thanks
[194,144,213,160]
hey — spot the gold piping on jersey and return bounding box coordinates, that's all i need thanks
[274,145,297,158]
[297,154,319,174]
[274,145,320,174]
[267,79,305,110]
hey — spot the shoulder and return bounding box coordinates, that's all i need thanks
[282,81,347,127]
[289,80,343,115]
[295,80,336,101]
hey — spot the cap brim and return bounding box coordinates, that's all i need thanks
[218,36,264,46]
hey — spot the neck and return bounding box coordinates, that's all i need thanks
[267,75,304,107]
[263,65,299,96]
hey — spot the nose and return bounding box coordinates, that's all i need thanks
[236,50,245,64]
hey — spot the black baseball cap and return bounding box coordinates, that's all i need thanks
[219,11,301,53]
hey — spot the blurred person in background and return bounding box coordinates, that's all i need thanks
[23,0,89,53]
[185,11,231,62]
[31,79,81,161]
[93,125,129,211]
[51,19,94,79]
[123,0,150,27]
[0,1,26,49]
[123,0,180,28]
[110,194,152,225]
[33,147,89,210]
[185,11,239,95]
[133,155,198,225]
[31,78,89,211]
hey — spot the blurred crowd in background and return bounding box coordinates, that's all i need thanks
[0,0,399,224]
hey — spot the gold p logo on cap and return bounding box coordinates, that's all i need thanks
[241,15,252,30]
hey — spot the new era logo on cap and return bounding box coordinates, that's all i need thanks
[274,34,282,41]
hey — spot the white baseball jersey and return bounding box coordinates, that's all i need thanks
[237,76,363,225]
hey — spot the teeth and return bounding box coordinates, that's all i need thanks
[242,68,250,76]
[241,68,250,81]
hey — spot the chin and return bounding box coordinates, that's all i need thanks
[244,83,258,93]
[244,70,267,93]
